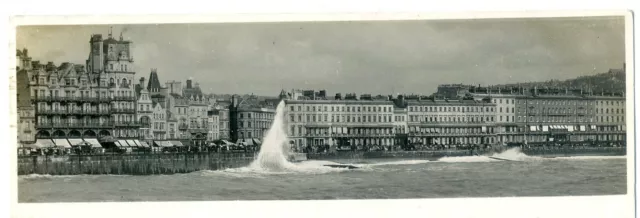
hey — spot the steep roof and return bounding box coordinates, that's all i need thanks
[147,70,162,91]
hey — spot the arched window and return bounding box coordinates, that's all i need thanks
[123,78,128,85]
[110,78,114,85]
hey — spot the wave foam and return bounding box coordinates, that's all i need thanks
[438,156,497,163]
[367,160,431,166]
[550,156,626,160]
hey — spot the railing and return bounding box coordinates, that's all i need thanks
[32,96,114,103]
[140,122,151,128]
[38,109,112,115]
[114,121,141,127]
[304,133,395,137]
[408,132,496,136]
[113,96,137,101]
[111,108,136,114]
[36,122,114,128]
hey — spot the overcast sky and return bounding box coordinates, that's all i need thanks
[17,16,625,95]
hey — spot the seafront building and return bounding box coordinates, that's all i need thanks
[16,30,141,149]
[280,83,627,150]
[16,49,36,144]
[229,95,276,145]
[464,85,626,146]
[207,110,220,141]
[401,95,498,147]
[284,96,395,150]
[136,70,214,147]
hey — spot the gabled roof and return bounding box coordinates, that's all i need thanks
[170,93,183,99]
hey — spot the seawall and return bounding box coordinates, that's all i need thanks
[18,152,257,176]
[17,147,626,176]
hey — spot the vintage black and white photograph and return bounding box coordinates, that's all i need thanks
[13,14,632,203]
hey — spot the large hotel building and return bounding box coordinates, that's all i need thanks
[284,92,395,149]
[18,31,139,148]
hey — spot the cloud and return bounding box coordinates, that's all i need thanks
[16,17,625,95]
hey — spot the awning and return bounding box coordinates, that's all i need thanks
[21,143,37,149]
[567,126,574,132]
[126,140,138,147]
[236,139,254,146]
[35,139,55,148]
[542,126,549,132]
[529,126,536,131]
[245,139,254,146]
[53,139,72,148]
[252,138,262,145]
[84,138,102,148]
[220,140,233,145]
[67,139,85,146]
[116,140,128,147]
[132,140,143,147]
[138,141,150,147]
[171,141,185,147]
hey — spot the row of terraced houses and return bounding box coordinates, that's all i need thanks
[279,82,626,150]
[15,29,627,151]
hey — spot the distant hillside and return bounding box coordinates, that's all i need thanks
[501,68,626,93]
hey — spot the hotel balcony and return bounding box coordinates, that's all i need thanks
[112,96,137,101]
[114,121,141,127]
[304,133,395,138]
[36,122,114,129]
[111,108,136,114]
[178,124,189,130]
[32,96,113,103]
[188,127,208,134]
[407,132,496,137]
[38,109,112,115]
